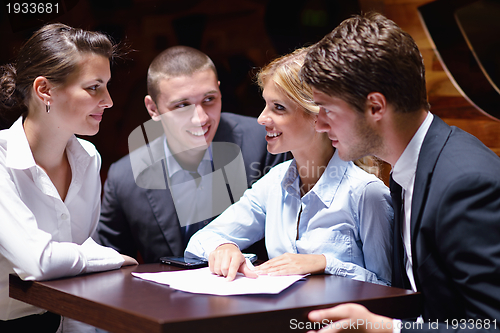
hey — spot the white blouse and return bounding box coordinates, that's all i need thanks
[0,117,124,320]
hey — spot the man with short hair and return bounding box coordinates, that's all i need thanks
[97,46,287,263]
[300,12,500,333]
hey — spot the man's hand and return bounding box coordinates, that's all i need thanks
[307,303,392,333]
[254,253,326,275]
[208,244,258,281]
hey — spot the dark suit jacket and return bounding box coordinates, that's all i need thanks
[97,113,288,263]
[393,116,500,332]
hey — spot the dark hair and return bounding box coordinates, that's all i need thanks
[0,23,116,129]
[301,12,430,114]
[147,46,217,103]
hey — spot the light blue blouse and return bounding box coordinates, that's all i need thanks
[186,151,393,285]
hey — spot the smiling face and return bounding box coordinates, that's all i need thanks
[313,88,381,161]
[145,69,222,154]
[258,81,317,156]
[49,53,113,136]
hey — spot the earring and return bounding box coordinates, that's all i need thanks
[46,101,50,113]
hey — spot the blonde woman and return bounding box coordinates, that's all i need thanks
[186,48,393,286]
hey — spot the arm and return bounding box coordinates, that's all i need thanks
[0,166,125,282]
[254,253,326,275]
[419,174,500,332]
[357,181,393,286]
[306,175,500,333]
[185,182,268,258]
[186,167,280,277]
[317,181,393,285]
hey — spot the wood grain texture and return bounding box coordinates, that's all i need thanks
[358,0,500,160]
[10,264,421,333]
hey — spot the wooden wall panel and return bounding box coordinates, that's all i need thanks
[359,0,500,158]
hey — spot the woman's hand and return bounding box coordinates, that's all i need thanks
[208,244,257,281]
[121,255,138,266]
[254,253,326,275]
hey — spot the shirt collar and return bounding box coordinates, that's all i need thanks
[5,116,94,192]
[392,112,434,190]
[281,150,348,206]
[5,117,35,170]
[163,137,212,177]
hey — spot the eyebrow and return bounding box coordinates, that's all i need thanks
[169,90,219,105]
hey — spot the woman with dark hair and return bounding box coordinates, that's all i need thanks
[0,23,137,332]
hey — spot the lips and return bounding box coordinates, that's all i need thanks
[90,113,103,121]
[187,125,209,137]
[329,137,339,146]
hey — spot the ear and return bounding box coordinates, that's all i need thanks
[144,95,161,121]
[218,81,222,99]
[366,92,387,121]
[33,76,52,104]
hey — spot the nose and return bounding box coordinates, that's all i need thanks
[257,106,273,126]
[315,108,330,133]
[192,104,209,126]
[100,87,113,108]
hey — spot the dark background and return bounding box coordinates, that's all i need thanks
[0,0,363,179]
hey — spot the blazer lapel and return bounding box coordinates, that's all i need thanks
[140,135,184,256]
[411,116,451,275]
[214,114,242,146]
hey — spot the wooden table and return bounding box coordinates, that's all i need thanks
[10,264,421,333]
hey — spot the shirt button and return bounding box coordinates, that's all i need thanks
[61,213,68,220]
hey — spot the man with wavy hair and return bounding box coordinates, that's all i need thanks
[301,12,500,333]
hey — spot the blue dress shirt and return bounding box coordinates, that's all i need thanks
[186,151,393,285]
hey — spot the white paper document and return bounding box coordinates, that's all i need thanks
[131,267,307,295]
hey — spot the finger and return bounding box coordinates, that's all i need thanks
[211,253,225,276]
[208,253,216,274]
[308,304,363,323]
[226,256,244,281]
[254,257,285,273]
[315,319,351,333]
[218,252,229,277]
[240,259,258,279]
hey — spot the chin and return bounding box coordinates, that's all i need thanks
[267,145,284,155]
[77,127,100,137]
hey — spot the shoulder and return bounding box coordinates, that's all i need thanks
[251,159,293,186]
[76,137,98,157]
[343,163,390,200]
[434,127,500,179]
[344,162,385,187]
[74,137,101,169]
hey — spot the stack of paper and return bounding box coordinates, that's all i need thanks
[132,267,306,295]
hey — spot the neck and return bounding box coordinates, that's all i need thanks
[292,134,334,196]
[378,109,428,166]
[171,146,207,172]
[23,111,72,171]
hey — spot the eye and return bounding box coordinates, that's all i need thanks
[175,102,190,109]
[274,103,285,111]
[203,96,215,104]
[320,106,331,114]
[87,85,99,91]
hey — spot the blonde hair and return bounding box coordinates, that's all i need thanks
[257,47,381,178]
